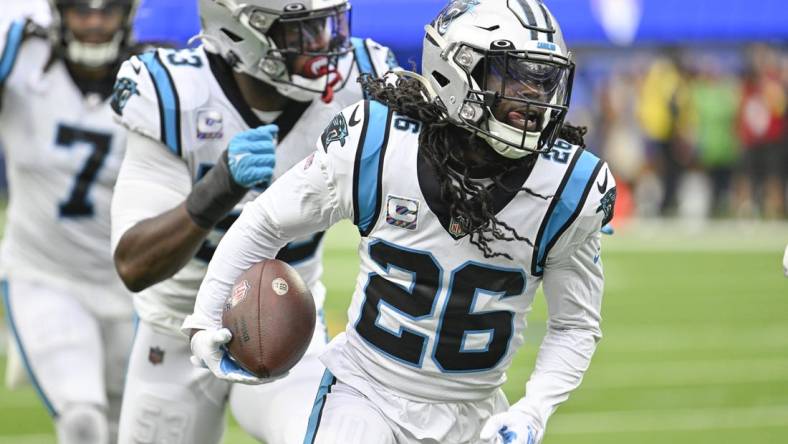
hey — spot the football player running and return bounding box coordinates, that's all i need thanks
[110,0,397,443]
[0,1,139,443]
[186,0,615,443]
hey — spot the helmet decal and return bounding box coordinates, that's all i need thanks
[434,0,480,35]
[422,0,574,158]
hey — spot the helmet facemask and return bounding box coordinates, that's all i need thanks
[206,0,353,102]
[421,0,575,160]
[50,0,137,67]
[453,42,574,158]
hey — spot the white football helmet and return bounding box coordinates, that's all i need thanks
[48,0,139,67]
[422,0,574,158]
[198,0,353,102]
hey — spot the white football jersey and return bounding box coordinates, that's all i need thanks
[113,40,396,332]
[0,18,130,315]
[189,99,615,423]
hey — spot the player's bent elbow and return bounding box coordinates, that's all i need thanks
[113,247,155,293]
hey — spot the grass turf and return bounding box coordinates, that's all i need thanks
[1,221,787,443]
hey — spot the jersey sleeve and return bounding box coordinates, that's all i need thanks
[350,37,401,78]
[0,18,47,110]
[111,48,210,158]
[512,158,616,431]
[0,19,27,89]
[110,130,193,254]
[182,99,383,332]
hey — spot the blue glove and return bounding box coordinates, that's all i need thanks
[480,410,541,444]
[227,124,278,188]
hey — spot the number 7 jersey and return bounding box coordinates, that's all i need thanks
[0,19,130,312]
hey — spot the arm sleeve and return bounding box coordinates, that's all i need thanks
[182,142,355,333]
[511,162,615,430]
[110,130,192,254]
[511,231,603,429]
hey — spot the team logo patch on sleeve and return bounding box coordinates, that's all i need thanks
[197,110,224,140]
[110,77,139,114]
[320,113,350,151]
[386,195,419,230]
[597,187,617,226]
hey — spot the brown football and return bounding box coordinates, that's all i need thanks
[222,259,315,378]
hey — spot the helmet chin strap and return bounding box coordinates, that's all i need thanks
[64,32,123,68]
[271,57,344,103]
[479,118,537,159]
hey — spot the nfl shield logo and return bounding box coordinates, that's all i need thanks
[148,347,165,365]
[229,280,250,309]
[449,216,467,238]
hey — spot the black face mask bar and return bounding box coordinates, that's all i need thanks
[457,43,575,154]
[260,3,353,99]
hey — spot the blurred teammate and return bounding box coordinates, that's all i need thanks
[0,1,139,443]
[110,0,396,443]
[187,1,614,443]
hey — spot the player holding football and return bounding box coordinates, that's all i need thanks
[187,0,615,443]
[110,0,397,443]
[0,1,139,443]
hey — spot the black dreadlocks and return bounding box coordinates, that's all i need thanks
[360,74,587,260]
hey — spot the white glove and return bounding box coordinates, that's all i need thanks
[783,244,788,277]
[189,328,267,385]
[480,409,542,444]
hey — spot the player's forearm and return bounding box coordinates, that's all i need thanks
[183,200,289,332]
[512,326,600,429]
[114,203,209,292]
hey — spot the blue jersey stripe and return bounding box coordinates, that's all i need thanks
[535,149,601,274]
[351,37,374,76]
[303,369,337,444]
[356,100,390,234]
[138,52,181,156]
[1,280,58,418]
[0,20,26,85]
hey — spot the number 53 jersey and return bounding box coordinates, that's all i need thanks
[191,98,617,404]
[0,20,129,313]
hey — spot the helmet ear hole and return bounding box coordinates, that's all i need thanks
[221,28,243,43]
[431,71,450,88]
[470,62,485,89]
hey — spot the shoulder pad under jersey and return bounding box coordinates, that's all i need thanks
[111,47,213,157]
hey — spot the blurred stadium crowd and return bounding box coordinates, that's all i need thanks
[3,0,787,224]
[570,44,787,222]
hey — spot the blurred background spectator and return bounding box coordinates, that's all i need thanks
[2,0,787,224]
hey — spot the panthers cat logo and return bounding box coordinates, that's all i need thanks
[434,0,480,35]
[320,113,350,151]
[110,77,139,115]
[597,187,617,226]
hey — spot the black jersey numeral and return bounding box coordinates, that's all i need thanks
[542,139,572,164]
[54,124,112,217]
[356,240,526,372]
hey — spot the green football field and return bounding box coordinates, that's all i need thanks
[1,220,787,444]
